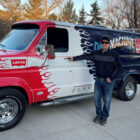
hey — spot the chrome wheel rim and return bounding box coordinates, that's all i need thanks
[0,98,18,124]
[125,82,135,97]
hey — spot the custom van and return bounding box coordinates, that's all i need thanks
[0,20,140,131]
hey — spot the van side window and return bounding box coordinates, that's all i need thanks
[47,27,68,52]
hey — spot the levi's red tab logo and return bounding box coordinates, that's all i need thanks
[11,59,27,66]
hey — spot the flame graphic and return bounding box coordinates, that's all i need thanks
[39,67,60,99]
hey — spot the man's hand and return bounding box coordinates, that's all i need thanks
[65,57,73,61]
[106,78,112,83]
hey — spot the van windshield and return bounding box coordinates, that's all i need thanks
[0,25,39,51]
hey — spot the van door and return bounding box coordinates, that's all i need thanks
[34,25,77,100]
[43,26,72,99]
[33,25,94,101]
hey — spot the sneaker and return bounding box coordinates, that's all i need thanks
[93,116,100,123]
[99,117,107,126]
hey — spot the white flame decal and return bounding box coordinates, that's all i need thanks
[39,67,60,99]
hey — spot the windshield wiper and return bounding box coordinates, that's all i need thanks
[0,44,6,48]
[0,44,7,52]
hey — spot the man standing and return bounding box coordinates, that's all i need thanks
[67,37,122,126]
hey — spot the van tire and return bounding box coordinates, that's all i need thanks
[117,76,137,101]
[0,88,27,131]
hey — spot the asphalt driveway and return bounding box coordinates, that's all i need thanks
[1,86,140,140]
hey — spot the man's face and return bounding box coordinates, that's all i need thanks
[101,39,110,51]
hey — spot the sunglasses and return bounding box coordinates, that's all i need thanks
[101,41,110,44]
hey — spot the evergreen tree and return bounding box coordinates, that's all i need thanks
[48,13,57,21]
[88,1,104,25]
[60,0,77,23]
[71,10,78,23]
[24,0,44,20]
[78,6,87,25]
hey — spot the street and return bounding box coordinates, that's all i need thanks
[1,86,140,140]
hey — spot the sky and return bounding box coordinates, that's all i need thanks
[21,0,103,14]
[73,0,103,13]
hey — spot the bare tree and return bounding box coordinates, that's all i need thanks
[122,0,140,29]
[103,0,126,29]
[24,0,44,20]
[43,0,64,19]
[0,0,22,23]
[103,0,140,31]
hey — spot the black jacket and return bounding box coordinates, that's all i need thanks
[73,49,122,81]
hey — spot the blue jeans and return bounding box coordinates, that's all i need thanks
[94,78,115,118]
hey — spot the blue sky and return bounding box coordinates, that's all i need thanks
[73,0,102,13]
[21,0,103,14]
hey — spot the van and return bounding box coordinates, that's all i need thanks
[0,20,140,131]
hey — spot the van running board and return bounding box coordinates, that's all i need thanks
[38,93,94,106]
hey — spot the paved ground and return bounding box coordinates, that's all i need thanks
[1,86,140,140]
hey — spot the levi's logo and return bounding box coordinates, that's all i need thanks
[11,59,27,66]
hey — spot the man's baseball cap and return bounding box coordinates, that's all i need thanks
[100,37,110,43]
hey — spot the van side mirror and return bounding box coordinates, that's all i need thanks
[45,44,55,59]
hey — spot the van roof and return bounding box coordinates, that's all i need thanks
[14,20,140,35]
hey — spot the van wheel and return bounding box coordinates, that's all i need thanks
[0,88,27,131]
[117,76,137,101]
